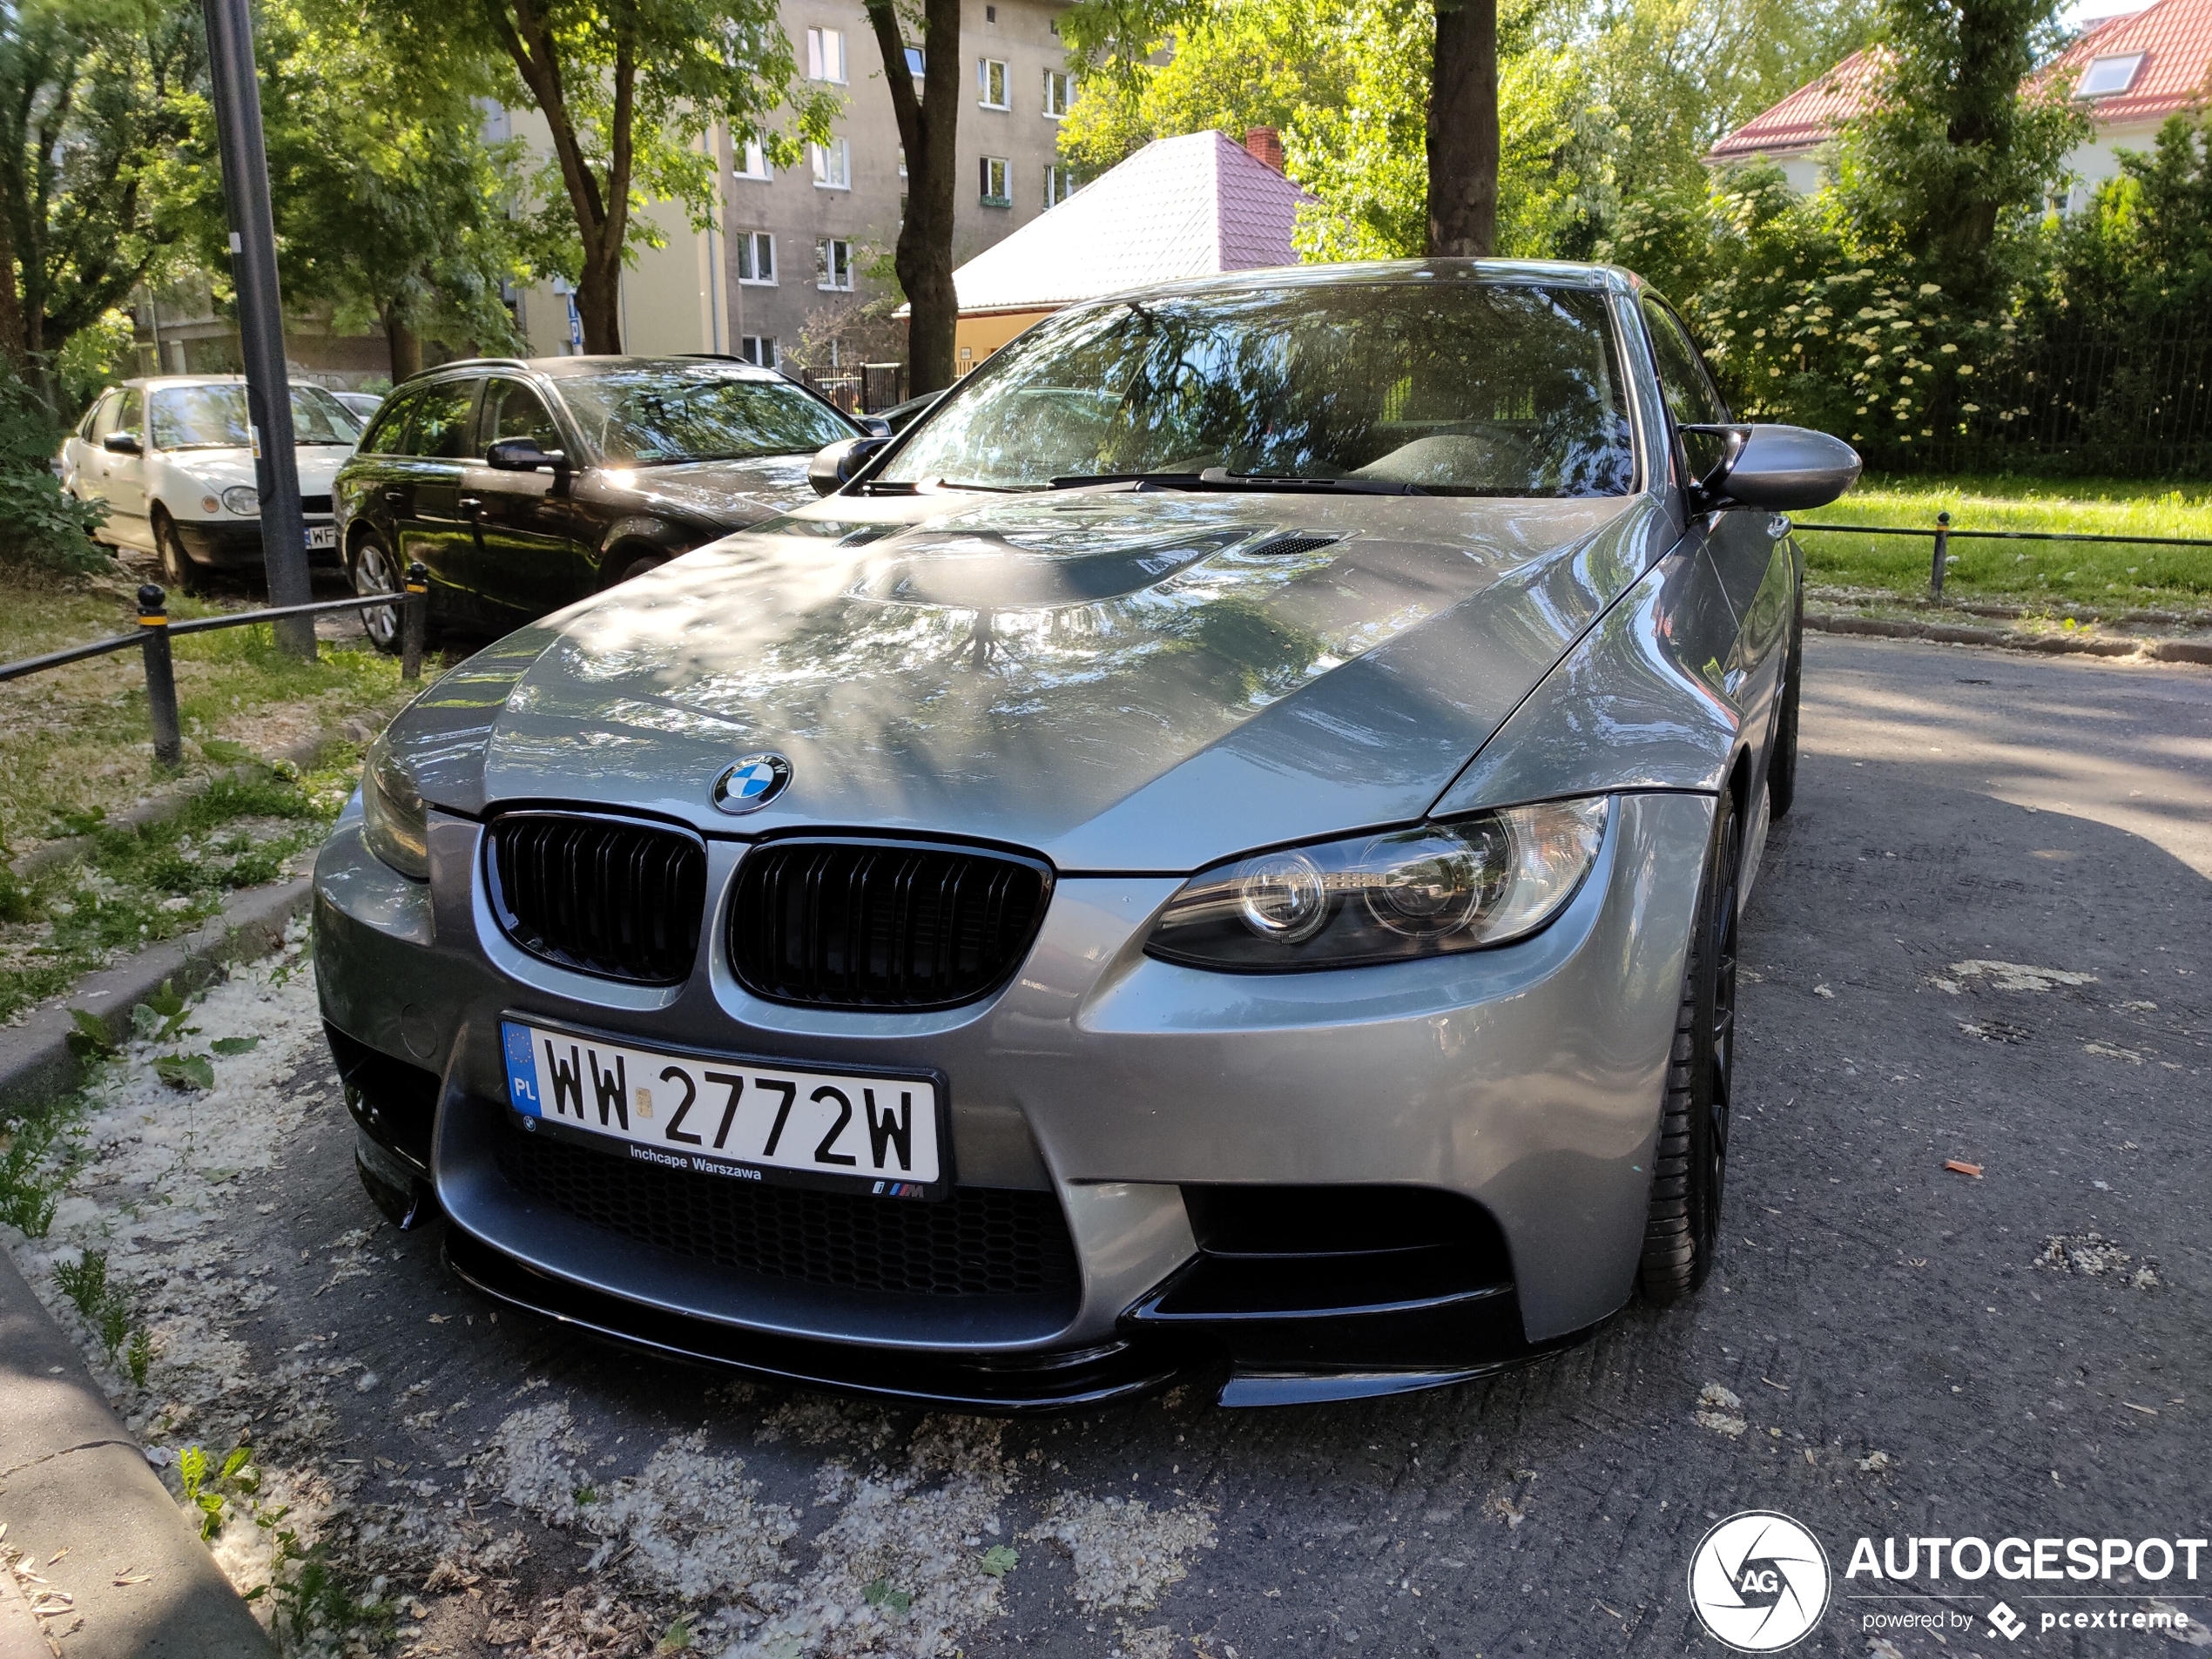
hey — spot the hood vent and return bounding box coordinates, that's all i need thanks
[1244,531,1343,559]
[486,813,706,984]
[728,839,1049,1010]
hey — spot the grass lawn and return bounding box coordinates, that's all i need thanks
[1796,474,2212,614]
[0,562,430,1025]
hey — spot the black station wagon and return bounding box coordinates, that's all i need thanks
[334,355,864,647]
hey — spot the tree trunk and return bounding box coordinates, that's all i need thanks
[384,307,423,381]
[1426,0,1499,258]
[866,0,961,393]
[575,239,626,354]
[0,209,25,375]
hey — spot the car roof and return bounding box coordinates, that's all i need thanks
[105,375,353,392]
[394,354,795,386]
[1088,257,1641,309]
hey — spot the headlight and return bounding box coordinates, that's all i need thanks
[1145,797,1609,971]
[361,735,428,880]
[220,485,260,516]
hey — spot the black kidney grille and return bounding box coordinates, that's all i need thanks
[488,814,705,984]
[730,841,1048,1009]
[496,1128,1079,1298]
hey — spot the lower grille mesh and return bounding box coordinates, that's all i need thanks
[496,1130,1080,1298]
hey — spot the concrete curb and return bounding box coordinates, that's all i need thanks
[1807,609,2212,664]
[0,879,313,1117]
[0,1251,274,1658]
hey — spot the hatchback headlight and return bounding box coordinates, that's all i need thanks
[361,735,428,880]
[1145,797,1609,971]
[221,485,260,516]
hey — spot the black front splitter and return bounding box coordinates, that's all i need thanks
[442,1226,1196,1415]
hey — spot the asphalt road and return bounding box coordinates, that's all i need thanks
[24,633,2212,1659]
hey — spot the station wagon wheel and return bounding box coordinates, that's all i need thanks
[353,534,403,655]
[152,510,204,597]
[1637,786,1742,1303]
[612,550,668,586]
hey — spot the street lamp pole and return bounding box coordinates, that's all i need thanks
[200,0,316,658]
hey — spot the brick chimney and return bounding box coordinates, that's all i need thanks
[1243,127,1285,172]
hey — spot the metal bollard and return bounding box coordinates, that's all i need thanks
[138,583,184,768]
[401,560,428,682]
[1931,510,1952,602]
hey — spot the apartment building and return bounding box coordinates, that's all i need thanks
[510,0,1078,368]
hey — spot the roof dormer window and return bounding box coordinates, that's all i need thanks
[2077,51,2145,98]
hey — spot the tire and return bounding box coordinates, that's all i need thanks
[1637,786,1742,1304]
[1767,586,1804,820]
[352,534,404,655]
[152,510,204,597]
[611,550,668,586]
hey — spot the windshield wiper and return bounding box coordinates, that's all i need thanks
[1049,472,1205,490]
[1197,468,1426,496]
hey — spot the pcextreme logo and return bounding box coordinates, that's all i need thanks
[1689,1511,1833,1651]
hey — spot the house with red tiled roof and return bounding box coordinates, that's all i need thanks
[1706,0,2212,207]
[935,128,1312,372]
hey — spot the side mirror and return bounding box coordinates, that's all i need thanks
[859,415,893,438]
[486,436,569,473]
[1683,423,1861,512]
[808,435,888,496]
[102,429,142,456]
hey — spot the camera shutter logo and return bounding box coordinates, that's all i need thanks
[1688,1510,1832,1652]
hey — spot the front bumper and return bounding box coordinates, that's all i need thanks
[173,516,341,569]
[313,789,1711,1406]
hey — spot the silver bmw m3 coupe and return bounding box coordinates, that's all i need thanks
[313,260,1858,1409]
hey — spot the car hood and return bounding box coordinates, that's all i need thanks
[393,487,1676,873]
[157,446,353,493]
[577,454,819,525]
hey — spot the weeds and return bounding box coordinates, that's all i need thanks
[179,1443,259,1540]
[188,1445,396,1648]
[0,1112,63,1237]
[52,1246,145,1368]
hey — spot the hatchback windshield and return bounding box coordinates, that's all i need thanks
[556,368,855,465]
[149,384,361,449]
[880,281,1636,496]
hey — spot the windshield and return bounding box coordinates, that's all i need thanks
[880,281,1636,496]
[148,384,362,449]
[556,368,855,465]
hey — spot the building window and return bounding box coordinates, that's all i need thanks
[817,237,853,291]
[733,133,771,180]
[977,57,1008,109]
[2076,51,2144,97]
[1044,164,1078,206]
[738,335,779,368]
[1042,70,1070,118]
[806,26,846,83]
[736,232,775,285]
[985,3,996,20]
[810,137,851,190]
[905,43,925,95]
[979,155,1010,206]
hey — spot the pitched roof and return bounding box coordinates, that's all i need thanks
[1709,0,2211,165]
[1707,49,1888,161]
[948,130,1312,315]
[2042,0,2212,125]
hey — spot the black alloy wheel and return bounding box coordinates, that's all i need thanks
[153,511,204,597]
[614,551,668,586]
[353,533,403,655]
[1637,785,1742,1303]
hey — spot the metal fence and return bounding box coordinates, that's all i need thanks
[0,567,428,767]
[1791,513,2212,601]
[793,362,908,416]
[1865,332,2212,478]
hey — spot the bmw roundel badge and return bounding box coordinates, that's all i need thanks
[711,752,792,814]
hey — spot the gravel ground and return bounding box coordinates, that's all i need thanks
[5,632,2209,1659]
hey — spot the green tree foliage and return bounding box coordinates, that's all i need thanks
[0,357,106,572]
[368,0,834,354]
[2038,114,2212,340]
[149,0,530,378]
[0,0,198,379]
[1545,0,1878,205]
[1059,0,1611,261]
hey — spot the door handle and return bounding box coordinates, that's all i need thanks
[458,495,484,515]
[383,488,406,503]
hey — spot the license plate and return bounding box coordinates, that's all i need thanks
[499,1019,947,1199]
[306,523,336,550]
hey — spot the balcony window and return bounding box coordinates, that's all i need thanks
[979,155,1010,206]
